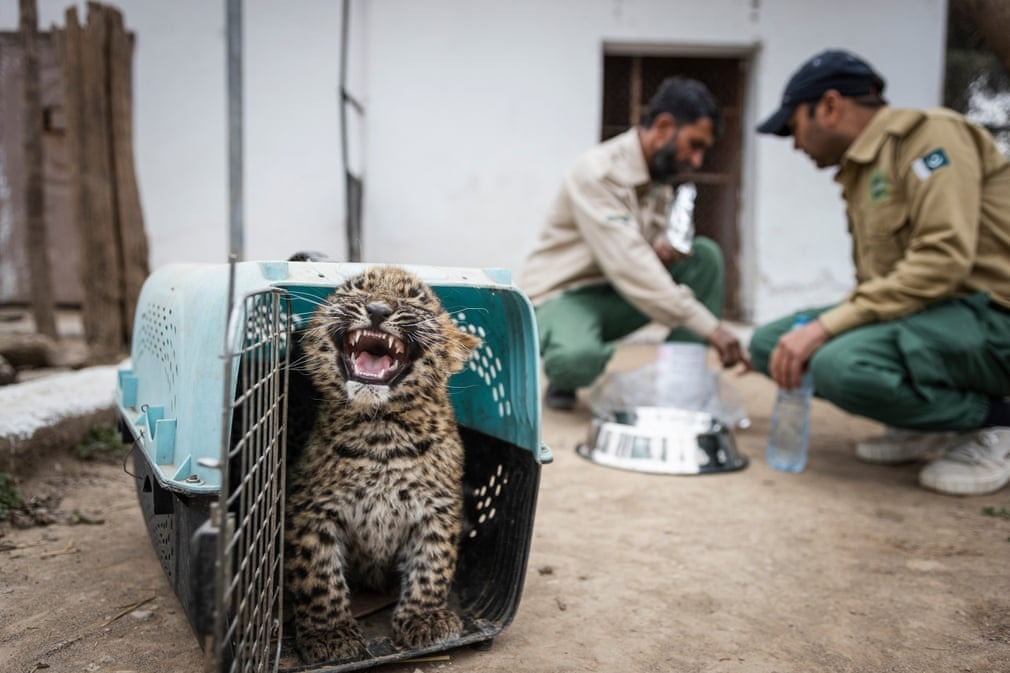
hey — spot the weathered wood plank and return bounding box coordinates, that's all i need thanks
[20,0,57,339]
[105,5,148,342]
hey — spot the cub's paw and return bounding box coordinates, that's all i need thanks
[392,606,463,649]
[296,619,367,663]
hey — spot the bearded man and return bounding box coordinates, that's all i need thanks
[520,76,747,410]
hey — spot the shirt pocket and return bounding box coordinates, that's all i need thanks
[857,200,911,277]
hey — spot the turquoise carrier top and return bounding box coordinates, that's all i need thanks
[117,261,545,494]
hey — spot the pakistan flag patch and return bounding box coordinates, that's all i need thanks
[911,147,950,181]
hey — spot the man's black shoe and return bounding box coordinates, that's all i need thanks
[545,386,577,411]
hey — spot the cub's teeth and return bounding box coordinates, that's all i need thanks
[385,335,394,349]
[350,332,359,346]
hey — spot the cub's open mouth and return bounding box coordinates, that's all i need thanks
[342,328,408,384]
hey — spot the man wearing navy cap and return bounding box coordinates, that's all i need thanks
[750,49,1010,495]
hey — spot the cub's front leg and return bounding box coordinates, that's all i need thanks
[391,506,463,649]
[285,514,367,663]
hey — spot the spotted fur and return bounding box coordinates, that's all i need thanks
[284,266,480,664]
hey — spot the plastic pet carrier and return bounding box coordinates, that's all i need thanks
[116,260,549,673]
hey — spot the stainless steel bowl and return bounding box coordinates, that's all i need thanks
[576,406,748,475]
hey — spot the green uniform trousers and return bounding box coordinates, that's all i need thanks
[534,236,724,390]
[749,292,1010,431]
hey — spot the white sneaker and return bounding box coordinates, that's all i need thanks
[855,428,960,465]
[918,429,1010,496]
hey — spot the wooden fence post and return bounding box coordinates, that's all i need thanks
[106,7,148,343]
[20,0,57,339]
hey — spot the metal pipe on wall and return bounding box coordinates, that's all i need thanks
[340,0,364,262]
[226,0,243,261]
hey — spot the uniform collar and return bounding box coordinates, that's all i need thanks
[612,127,653,187]
[841,106,895,166]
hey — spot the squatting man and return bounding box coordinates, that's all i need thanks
[750,49,1010,497]
[520,76,749,412]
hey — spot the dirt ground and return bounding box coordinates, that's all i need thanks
[2,341,1010,673]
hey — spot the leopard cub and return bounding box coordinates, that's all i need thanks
[285,266,480,664]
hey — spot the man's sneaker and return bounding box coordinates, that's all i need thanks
[855,428,959,465]
[919,429,1010,496]
[545,386,576,411]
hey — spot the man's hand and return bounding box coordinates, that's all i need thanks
[707,325,751,372]
[653,238,689,267]
[769,319,830,390]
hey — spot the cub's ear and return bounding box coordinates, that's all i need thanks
[445,323,482,374]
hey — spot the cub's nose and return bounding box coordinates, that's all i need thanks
[366,302,392,327]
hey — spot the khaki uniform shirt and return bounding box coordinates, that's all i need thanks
[518,128,720,338]
[819,107,1010,336]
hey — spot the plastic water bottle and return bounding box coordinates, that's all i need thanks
[765,316,813,473]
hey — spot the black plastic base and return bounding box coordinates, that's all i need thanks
[130,447,215,639]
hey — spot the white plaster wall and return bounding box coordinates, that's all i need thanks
[1,0,948,325]
[359,0,763,280]
[2,0,348,269]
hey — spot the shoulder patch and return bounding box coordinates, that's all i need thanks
[911,147,949,181]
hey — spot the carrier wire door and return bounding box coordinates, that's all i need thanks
[209,288,291,673]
